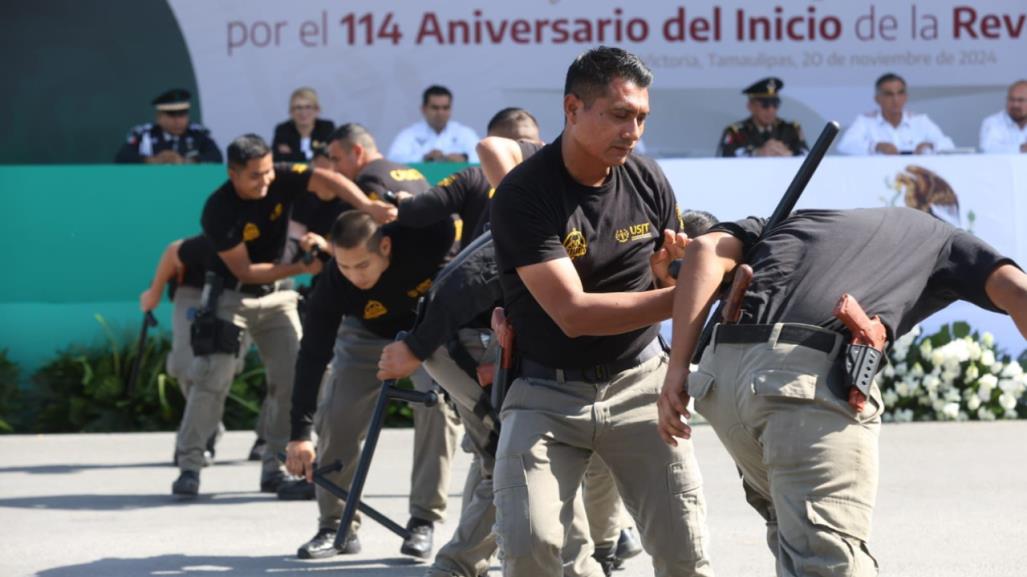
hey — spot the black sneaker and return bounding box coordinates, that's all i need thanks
[172,470,200,498]
[400,517,434,558]
[614,527,643,567]
[277,478,315,501]
[248,437,266,461]
[297,528,361,559]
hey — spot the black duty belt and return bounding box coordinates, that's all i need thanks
[714,323,837,355]
[232,281,279,297]
[519,339,664,383]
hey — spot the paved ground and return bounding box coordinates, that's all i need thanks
[1,421,1025,577]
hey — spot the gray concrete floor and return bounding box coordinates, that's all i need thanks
[1,422,1025,577]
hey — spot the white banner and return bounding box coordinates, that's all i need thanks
[168,0,1025,157]
[657,153,1027,351]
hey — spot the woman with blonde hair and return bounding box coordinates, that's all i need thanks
[272,87,335,162]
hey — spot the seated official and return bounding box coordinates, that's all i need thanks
[272,87,335,162]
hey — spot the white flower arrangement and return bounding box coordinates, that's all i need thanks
[879,323,1026,422]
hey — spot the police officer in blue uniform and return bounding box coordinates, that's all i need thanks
[115,88,223,164]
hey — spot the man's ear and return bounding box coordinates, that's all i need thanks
[563,93,581,125]
[378,235,392,258]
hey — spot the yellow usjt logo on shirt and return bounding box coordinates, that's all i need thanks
[243,223,260,242]
[614,222,652,243]
[406,278,433,298]
[291,163,309,173]
[364,300,388,319]
[563,228,587,259]
[269,202,283,221]
[390,168,425,182]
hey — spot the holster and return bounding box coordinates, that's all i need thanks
[843,343,883,399]
[190,272,242,357]
[490,347,519,416]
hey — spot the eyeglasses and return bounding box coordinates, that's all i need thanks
[755,98,780,109]
[291,104,317,112]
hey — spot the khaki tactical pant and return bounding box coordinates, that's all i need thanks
[166,286,203,397]
[177,289,300,475]
[315,318,461,532]
[690,323,882,577]
[424,329,626,577]
[583,454,634,554]
[494,352,714,577]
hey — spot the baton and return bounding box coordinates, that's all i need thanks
[126,311,158,397]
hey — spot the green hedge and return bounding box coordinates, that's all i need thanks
[0,314,415,434]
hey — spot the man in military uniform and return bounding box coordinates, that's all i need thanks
[116,89,223,164]
[489,46,714,577]
[717,77,807,158]
[659,207,1027,576]
[171,134,393,498]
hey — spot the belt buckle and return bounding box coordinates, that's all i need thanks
[585,364,608,382]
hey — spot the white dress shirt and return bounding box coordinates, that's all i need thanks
[979,111,1027,153]
[387,119,480,163]
[836,110,955,155]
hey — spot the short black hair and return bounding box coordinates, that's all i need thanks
[486,107,539,136]
[422,85,452,106]
[329,210,385,253]
[226,134,270,168]
[328,123,377,151]
[875,72,906,91]
[564,46,653,107]
[681,210,719,238]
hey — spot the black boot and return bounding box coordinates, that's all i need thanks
[297,528,361,559]
[172,470,200,498]
[400,517,434,558]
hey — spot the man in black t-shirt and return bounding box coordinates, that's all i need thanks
[141,235,270,465]
[284,210,455,559]
[488,47,713,577]
[659,207,1027,577]
[171,134,395,498]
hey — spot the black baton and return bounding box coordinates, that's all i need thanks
[126,311,158,397]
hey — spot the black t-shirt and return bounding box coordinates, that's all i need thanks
[290,219,455,440]
[398,166,490,251]
[490,135,681,369]
[710,207,1017,339]
[291,195,346,237]
[357,158,431,200]
[176,234,215,289]
[290,158,431,239]
[200,162,314,283]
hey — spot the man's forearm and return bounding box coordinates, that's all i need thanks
[235,261,305,285]
[560,287,676,337]
[667,245,725,378]
[310,168,371,208]
[147,242,182,294]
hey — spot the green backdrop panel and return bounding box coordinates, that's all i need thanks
[1,163,467,378]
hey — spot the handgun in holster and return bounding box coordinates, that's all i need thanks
[833,293,888,411]
[490,307,518,415]
[190,272,242,356]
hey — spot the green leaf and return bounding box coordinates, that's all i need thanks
[952,322,971,339]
